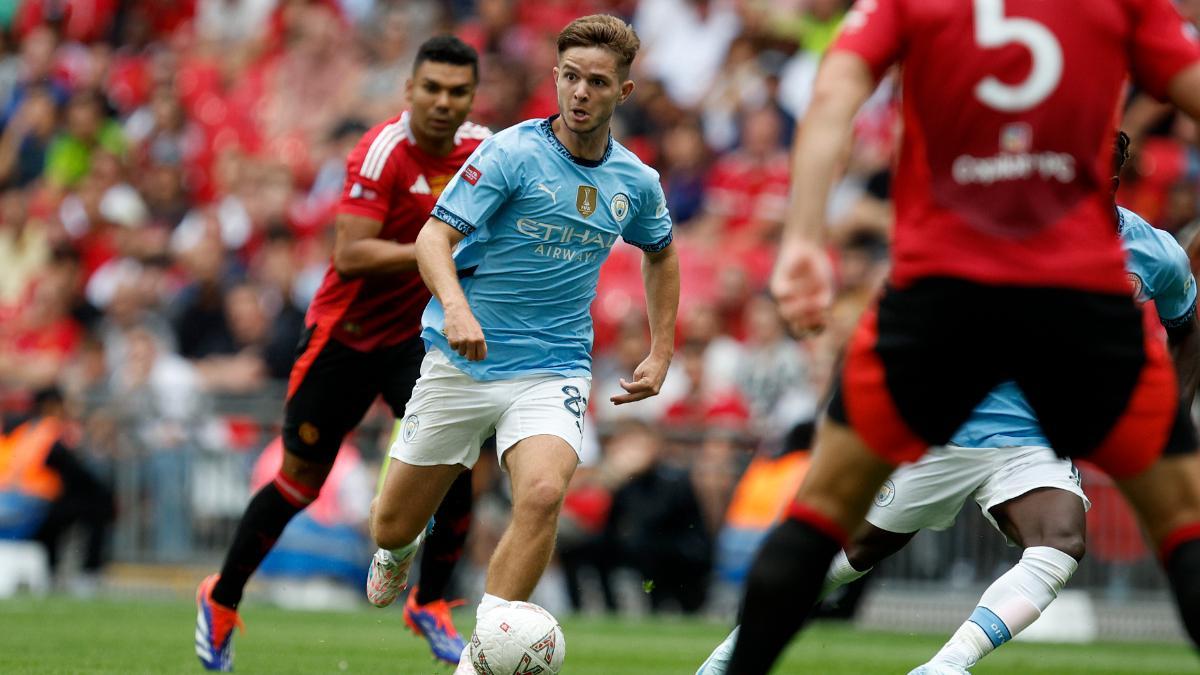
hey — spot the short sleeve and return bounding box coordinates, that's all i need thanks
[337,130,402,222]
[1150,230,1198,326]
[432,135,516,236]
[622,177,673,253]
[1129,0,1200,101]
[830,0,904,80]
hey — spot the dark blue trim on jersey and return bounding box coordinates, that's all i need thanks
[433,205,475,235]
[538,115,613,167]
[626,230,674,253]
[1163,300,1198,329]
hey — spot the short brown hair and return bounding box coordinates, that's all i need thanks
[556,14,640,77]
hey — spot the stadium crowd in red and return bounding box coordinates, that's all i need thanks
[0,0,1198,579]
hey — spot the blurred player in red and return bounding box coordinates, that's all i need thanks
[729,0,1200,672]
[194,36,489,672]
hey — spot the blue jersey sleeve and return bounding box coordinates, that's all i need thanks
[1149,228,1198,326]
[621,173,673,252]
[432,134,518,236]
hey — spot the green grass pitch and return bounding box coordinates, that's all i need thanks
[0,598,1196,673]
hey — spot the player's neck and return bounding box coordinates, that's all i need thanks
[409,125,454,157]
[551,116,609,162]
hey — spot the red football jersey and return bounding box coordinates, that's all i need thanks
[833,0,1200,292]
[306,111,490,351]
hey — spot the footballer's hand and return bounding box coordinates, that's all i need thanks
[771,238,834,336]
[444,303,487,361]
[611,353,670,405]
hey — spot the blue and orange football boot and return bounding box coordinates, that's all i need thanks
[403,587,467,665]
[195,574,244,672]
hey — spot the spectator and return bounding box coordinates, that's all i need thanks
[600,420,712,614]
[0,387,115,592]
[108,325,207,561]
[0,84,59,187]
[44,90,127,190]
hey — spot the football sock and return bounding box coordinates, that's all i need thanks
[820,549,871,600]
[416,470,473,605]
[728,505,846,675]
[478,592,509,620]
[931,546,1077,669]
[1163,524,1200,648]
[212,474,318,608]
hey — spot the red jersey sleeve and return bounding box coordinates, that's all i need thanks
[1128,0,1200,101]
[337,126,403,222]
[831,0,905,80]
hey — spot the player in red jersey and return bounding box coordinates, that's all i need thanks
[194,37,488,672]
[727,0,1200,672]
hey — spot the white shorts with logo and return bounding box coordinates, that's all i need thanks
[390,349,591,470]
[866,444,1091,538]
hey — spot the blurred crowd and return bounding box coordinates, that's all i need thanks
[0,0,1198,608]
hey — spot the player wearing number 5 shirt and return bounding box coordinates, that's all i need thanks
[728,0,1200,672]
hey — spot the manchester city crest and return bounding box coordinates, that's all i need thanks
[402,415,420,443]
[874,479,896,507]
[610,193,630,222]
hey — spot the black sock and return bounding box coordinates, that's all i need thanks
[728,518,843,675]
[212,480,310,608]
[416,470,473,605]
[1166,537,1200,648]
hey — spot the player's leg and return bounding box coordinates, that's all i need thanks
[369,347,502,609]
[1115,452,1200,646]
[197,332,379,672]
[485,434,579,601]
[703,447,975,675]
[369,458,463,605]
[374,338,474,659]
[209,334,379,610]
[697,521,914,675]
[729,280,1002,675]
[726,420,896,675]
[921,462,1087,674]
[415,471,473,605]
[1017,291,1200,647]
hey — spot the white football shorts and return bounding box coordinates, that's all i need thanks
[866,444,1091,538]
[390,348,591,470]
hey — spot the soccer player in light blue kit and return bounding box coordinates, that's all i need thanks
[699,132,1200,675]
[365,14,679,670]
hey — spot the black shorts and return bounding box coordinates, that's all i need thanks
[282,325,424,463]
[827,277,1194,478]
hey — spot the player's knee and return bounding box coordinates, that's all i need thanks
[371,508,425,550]
[280,451,333,490]
[515,479,567,522]
[1030,529,1086,562]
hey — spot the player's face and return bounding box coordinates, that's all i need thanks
[553,47,634,136]
[406,61,476,142]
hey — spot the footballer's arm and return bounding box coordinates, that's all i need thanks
[612,243,679,405]
[771,51,875,334]
[332,213,418,277]
[1168,63,1200,121]
[415,217,486,361]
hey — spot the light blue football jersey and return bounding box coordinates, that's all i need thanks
[422,116,673,380]
[950,206,1197,449]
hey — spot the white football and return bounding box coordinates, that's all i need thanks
[469,601,565,674]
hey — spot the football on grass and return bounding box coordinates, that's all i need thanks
[469,601,565,674]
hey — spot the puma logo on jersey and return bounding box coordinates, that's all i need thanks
[409,174,431,194]
[536,183,561,204]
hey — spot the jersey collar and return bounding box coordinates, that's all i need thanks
[539,115,613,168]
